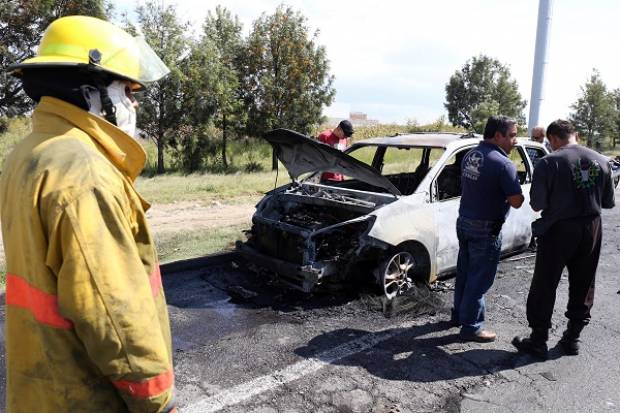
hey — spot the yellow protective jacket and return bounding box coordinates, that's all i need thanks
[0,97,175,412]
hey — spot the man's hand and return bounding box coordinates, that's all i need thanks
[507,193,525,208]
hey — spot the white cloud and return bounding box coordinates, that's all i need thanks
[113,0,620,126]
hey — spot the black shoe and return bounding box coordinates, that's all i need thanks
[558,336,580,355]
[449,309,460,327]
[559,320,585,356]
[512,336,549,360]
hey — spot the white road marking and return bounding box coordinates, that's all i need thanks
[182,321,414,413]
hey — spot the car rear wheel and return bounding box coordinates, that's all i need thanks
[378,251,415,300]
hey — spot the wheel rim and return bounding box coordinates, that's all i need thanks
[382,252,415,300]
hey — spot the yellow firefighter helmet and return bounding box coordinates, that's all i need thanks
[8,15,169,89]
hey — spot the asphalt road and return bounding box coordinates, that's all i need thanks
[1,206,620,412]
[168,204,620,413]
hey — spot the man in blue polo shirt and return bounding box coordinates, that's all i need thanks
[453,116,525,342]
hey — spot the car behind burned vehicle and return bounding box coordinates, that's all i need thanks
[237,129,549,298]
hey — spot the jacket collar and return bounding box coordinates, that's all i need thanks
[33,97,146,181]
[480,140,508,157]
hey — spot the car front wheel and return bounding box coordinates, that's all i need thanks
[377,251,415,300]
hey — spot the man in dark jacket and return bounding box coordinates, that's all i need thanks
[513,119,615,359]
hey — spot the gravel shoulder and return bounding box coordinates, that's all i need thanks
[145,201,254,234]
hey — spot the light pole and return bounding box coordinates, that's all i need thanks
[528,0,553,135]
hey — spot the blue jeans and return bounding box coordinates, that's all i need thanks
[453,216,503,336]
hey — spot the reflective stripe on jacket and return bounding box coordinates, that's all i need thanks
[0,97,174,412]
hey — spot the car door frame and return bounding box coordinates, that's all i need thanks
[429,142,539,275]
[500,144,535,252]
[429,144,476,275]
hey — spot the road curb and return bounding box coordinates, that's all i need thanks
[160,250,239,276]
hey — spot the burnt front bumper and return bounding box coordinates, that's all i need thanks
[236,241,338,292]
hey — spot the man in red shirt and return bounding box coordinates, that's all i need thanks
[318,119,354,181]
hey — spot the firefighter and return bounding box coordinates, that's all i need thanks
[1,16,175,412]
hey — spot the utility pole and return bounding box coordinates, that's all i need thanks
[528,0,553,135]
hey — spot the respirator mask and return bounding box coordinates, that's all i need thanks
[85,80,137,137]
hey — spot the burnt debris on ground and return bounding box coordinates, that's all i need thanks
[360,282,448,318]
[163,256,450,322]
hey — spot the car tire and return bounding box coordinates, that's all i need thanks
[376,250,415,300]
[375,242,431,300]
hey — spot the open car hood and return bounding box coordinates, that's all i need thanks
[264,129,401,196]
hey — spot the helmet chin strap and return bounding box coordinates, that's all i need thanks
[88,48,117,126]
[94,77,118,126]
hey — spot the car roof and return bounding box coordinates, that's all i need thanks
[351,132,480,149]
[351,133,545,150]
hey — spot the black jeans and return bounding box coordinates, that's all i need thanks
[526,215,601,330]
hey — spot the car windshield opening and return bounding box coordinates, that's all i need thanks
[325,145,445,195]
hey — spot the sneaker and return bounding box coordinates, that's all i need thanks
[512,336,549,360]
[460,329,496,343]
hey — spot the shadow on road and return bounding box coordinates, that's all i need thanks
[295,320,555,383]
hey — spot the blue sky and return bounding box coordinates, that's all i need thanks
[112,0,620,127]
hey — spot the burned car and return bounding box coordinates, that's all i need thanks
[238,129,549,298]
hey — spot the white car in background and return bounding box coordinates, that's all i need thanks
[238,129,549,299]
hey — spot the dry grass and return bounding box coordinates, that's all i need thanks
[135,168,291,204]
[154,225,247,263]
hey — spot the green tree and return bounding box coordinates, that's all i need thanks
[607,88,620,148]
[134,1,190,174]
[240,5,335,169]
[175,6,246,174]
[445,55,526,132]
[200,6,245,169]
[0,0,109,117]
[175,42,218,173]
[569,69,614,149]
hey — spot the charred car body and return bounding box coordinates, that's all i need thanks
[238,129,549,298]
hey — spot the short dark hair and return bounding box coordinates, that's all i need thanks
[483,115,516,140]
[546,119,576,140]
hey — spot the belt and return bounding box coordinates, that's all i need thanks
[458,216,504,235]
[458,216,504,228]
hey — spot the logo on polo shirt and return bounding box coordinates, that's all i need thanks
[463,150,484,180]
[572,158,600,189]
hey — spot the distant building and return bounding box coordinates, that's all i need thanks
[349,112,367,122]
